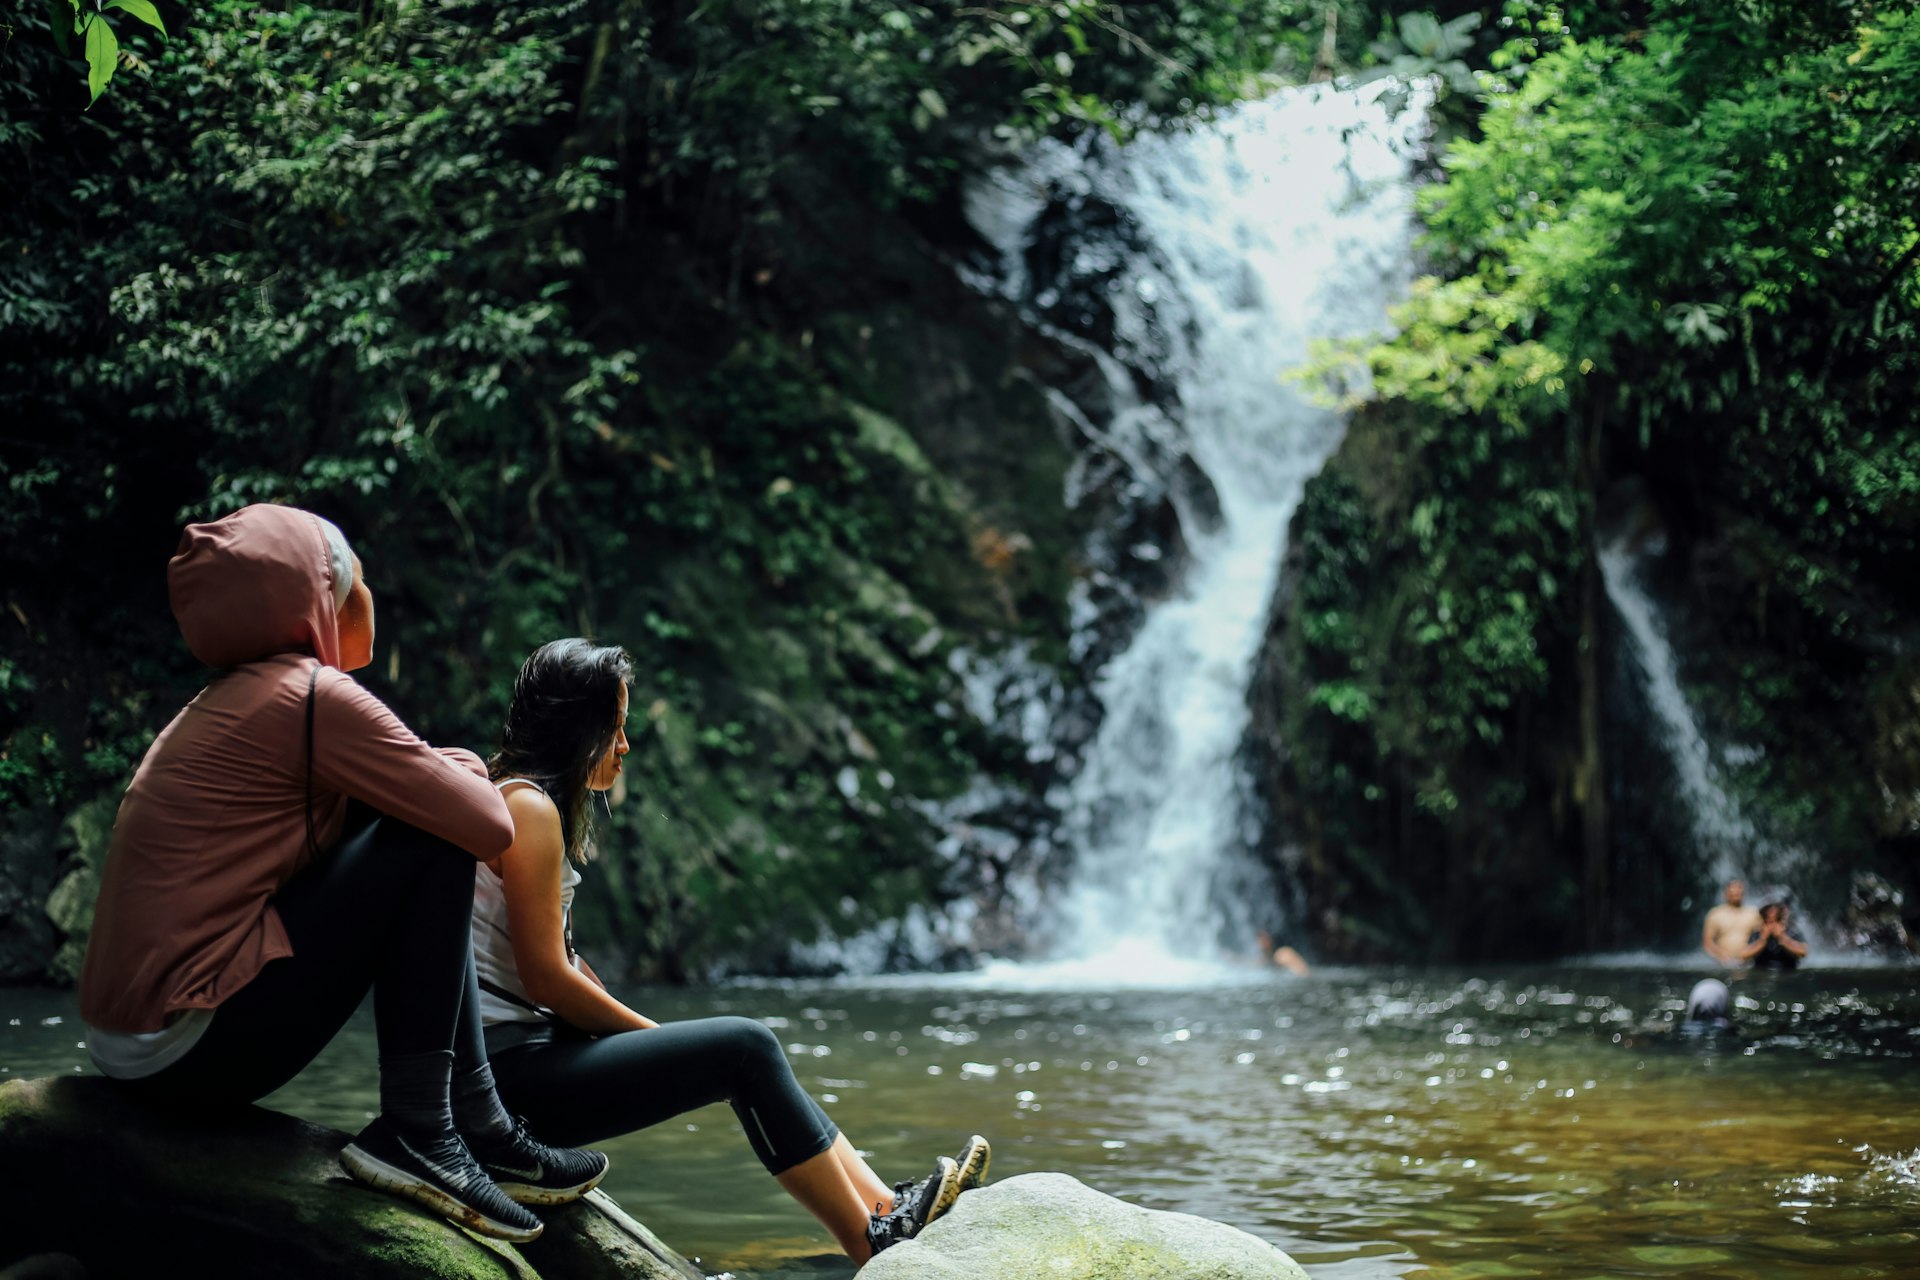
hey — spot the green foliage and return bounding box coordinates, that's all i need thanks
[1362,9,1484,96]
[1283,0,1920,955]
[43,0,169,105]
[0,726,70,810]
[1,0,1308,976]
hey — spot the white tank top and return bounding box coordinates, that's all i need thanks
[472,778,582,1026]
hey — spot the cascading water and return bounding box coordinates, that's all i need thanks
[1598,534,1794,889]
[964,82,1430,980]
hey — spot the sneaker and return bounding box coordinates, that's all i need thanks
[953,1133,991,1192]
[340,1117,544,1242]
[865,1155,962,1256]
[467,1115,610,1205]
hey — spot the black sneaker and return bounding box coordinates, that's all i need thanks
[865,1155,962,1256]
[340,1117,544,1242]
[953,1133,991,1193]
[466,1115,610,1206]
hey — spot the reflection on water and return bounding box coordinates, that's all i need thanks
[6,965,1917,1278]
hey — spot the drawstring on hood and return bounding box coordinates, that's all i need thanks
[168,504,343,670]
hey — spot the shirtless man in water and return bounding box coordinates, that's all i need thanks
[1702,879,1761,966]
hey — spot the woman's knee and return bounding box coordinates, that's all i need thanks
[361,818,475,890]
[721,1015,784,1057]
[713,1016,790,1084]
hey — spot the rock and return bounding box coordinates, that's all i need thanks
[855,1173,1308,1280]
[524,1191,704,1280]
[45,793,119,984]
[0,1257,87,1280]
[0,1077,697,1280]
[1843,871,1913,956]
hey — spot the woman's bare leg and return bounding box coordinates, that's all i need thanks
[774,1146,877,1264]
[829,1133,896,1212]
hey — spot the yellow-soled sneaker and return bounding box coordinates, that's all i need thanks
[865,1155,963,1255]
[953,1133,991,1192]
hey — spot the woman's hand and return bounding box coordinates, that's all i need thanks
[574,954,661,1028]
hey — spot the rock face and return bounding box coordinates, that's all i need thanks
[0,1077,698,1280]
[856,1173,1308,1280]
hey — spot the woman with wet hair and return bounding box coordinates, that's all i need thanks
[79,504,603,1243]
[476,638,989,1262]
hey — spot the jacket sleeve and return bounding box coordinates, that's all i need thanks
[310,670,514,859]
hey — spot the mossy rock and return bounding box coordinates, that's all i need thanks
[42,792,120,984]
[0,1077,696,1280]
[855,1173,1308,1280]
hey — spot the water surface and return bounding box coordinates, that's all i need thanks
[7,964,1917,1278]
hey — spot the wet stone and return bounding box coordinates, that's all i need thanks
[856,1172,1308,1280]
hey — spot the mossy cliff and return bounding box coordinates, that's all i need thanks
[1250,394,1920,962]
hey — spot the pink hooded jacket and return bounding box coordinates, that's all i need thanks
[79,504,514,1033]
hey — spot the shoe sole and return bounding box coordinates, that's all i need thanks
[340,1143,544,1242]
[922,1156,965,1228]
[955,1135,991,1193]
[491,1160,610,1206]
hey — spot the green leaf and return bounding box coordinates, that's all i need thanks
[1437,12,1482,60]
[84,15,120,106]
[1399,13,1444,57]
[106,0,167,37]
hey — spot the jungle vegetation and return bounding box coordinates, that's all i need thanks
[1274,0,1920,957]
[3,0,1914,975]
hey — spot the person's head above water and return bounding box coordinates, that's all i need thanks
[491,638,633,865]
[1725,880,1747,908]
[1760,901,1789,925]
[1684,978,1731,1028]
[167,504,373,673]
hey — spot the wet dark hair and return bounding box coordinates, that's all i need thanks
[1760,901,1788,922]
[489,638,633,865]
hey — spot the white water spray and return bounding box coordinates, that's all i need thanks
[967,83,1429,981]
[1598,534,1794,887]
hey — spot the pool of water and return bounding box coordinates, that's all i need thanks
[6,963,1918,1278]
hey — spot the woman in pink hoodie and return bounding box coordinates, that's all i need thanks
[78,504,600,1243]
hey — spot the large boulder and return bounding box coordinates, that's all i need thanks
[0,1077,699,1280]
[857,1173,1308,1280]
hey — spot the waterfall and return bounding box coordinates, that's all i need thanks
[965,83,1429,979]
[1598,534,1787,889]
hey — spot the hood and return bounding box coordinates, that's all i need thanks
[168,504,343,669]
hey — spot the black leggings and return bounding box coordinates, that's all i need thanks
[488,1017,839,1176]
[129,817,487,1104]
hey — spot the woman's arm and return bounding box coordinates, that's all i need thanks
[312,670,514,859]
[497,788,657,1034]
[1737,927,1769,960]
[575,954,610,993]
[1778,930,1809,959]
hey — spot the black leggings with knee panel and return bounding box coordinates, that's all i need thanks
[486,1016,839,1175]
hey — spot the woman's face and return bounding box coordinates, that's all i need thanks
[587,682,630,792]
[336,554,376,672]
